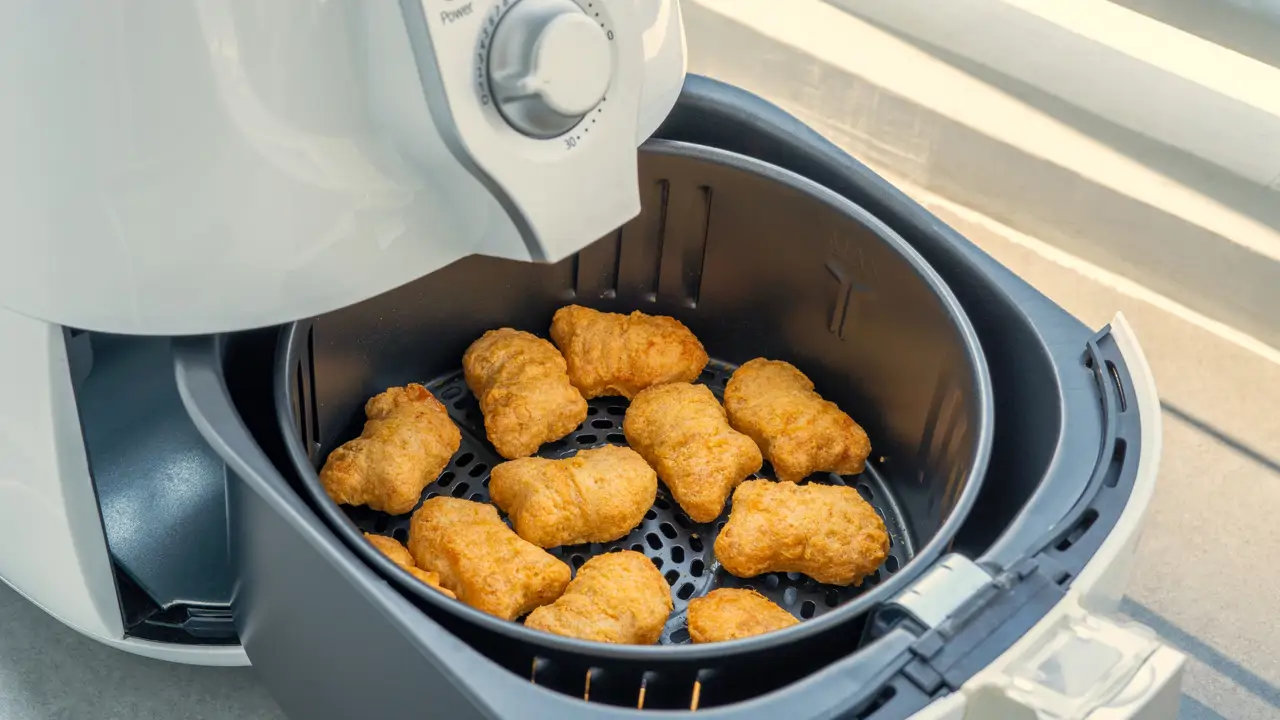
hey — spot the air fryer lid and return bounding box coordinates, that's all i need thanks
[276,140,992,662]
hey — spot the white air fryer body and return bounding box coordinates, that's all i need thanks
[0,0,685,335]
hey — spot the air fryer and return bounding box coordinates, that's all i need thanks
[149,76,1156,719]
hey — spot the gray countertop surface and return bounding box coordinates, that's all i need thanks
[0,583,283,720]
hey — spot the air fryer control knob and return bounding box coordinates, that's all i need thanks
[487,0,612,139]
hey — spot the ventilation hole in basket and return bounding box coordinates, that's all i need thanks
[606,433,627,445]
[677,583,695,600]
[671,627,690,643]
[373,515,389,532]
[716,520,726,531]
[646,533,663,550]
[452,399,467,410]
[874,507,887,521]
[631,543,644,553]
[654,497,670,510]
[765,574,780,589]
[888,534,894,548]
[856,483,874,502]
[645,509,657,521]
[572,555,585,570]
[783,587,798,606]
[670,546,685,564]
[886,556,900,573]
[392,527,408,542]
[652,557,664,570]
[785,572,801,582]
[673,513,690,529]
[866,570,880,586]
[468,463,488,478]
[800,600,817,619]
[451,482,470,498]
[659,522,678,539]
[690,559,705,577]
[575,434,598,444]
[441,386,462,400]
[438,471,455,488]
[825,589,840,608]
[699,369,715,382]
[664,570,679,586]
[426,492,439,500]
[482,478,490,487]
[607,406,626,416]
[469,493,485,502]
[689,535,704,552]
[590,418,613,430]
[587,406,600,416]
[454,453,474,468]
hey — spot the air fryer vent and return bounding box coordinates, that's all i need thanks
[341,359,915,644]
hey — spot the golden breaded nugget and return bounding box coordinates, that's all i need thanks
[319,384,461,515]
[363,533,456,599]
[549,305,708,400]
[408,498,570,620]
[489,446,657,548]
[715,480,888,586]
[724,359,871,483]
[525,551,673,644]
[463,328,588,460]
[623,383,762,523]
[687,588,798,643]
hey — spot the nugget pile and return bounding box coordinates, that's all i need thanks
[317,304,893,645]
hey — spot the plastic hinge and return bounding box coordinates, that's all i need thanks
[891,555,992,629]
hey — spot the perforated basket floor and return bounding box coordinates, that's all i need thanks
[343,359,915,644]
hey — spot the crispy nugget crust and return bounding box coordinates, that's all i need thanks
[408,498,570,620]
[463,328,588,460]
[319,384,461,515]
[687,588,798,643]
[364,533,456,599]
[524,551,673,644]
[623,383,762,522]
[489,446,657,548]
[549,305,708,400]
[724,359,871,483]
[715,480,889,586]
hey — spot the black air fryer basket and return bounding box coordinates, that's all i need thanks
[274,139,993,686]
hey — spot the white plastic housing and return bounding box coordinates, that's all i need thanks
[0,0,686,335]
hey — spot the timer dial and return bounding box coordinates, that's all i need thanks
[487,0,612,138]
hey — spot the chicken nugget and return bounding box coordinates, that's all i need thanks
[408,498,570,620]
[715,480,888,586]
[724,359,871,483]
[319,384,461,515]
[686,588,798,643]
[489,445,657,548]
[623,383,762,522]
[463,328,588,460]
[549,305,708,400]
[363,533,456,599]
[525,551,673,644]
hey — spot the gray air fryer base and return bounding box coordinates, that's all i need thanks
[168,75,1148,719]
